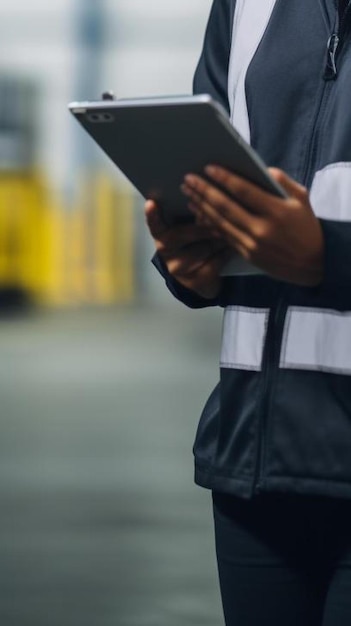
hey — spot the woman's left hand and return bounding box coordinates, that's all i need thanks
[181,166,324,286]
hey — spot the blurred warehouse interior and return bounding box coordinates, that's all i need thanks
[0,4,226,626]
[0,0,212,310]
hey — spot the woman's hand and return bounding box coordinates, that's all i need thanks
[181,166,324,286]
[145,200,232,299]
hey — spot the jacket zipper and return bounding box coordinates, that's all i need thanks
[325,0,351,79]
[252,288,287,495]
[303,1,350,187]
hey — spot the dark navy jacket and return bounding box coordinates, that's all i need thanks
[155,0,351,499]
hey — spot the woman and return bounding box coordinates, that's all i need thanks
[145,0,351,623]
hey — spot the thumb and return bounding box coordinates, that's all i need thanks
[145,200,169,238]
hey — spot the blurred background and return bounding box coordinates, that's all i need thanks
[0,1,224,625]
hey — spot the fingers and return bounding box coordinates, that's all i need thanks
[180,167,311,247]
[145,200,169,238]
[180,168,306,263]
[186,167,285,218]
[175,246,232,300]
[181,177,259,255]
[182,177,254,230]
[202,164,309,210]
[145,198,222,252]
[166,240,226,275]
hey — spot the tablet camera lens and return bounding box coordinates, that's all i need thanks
[87,112,114,123]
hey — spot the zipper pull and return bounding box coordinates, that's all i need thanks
[324,33,340,80]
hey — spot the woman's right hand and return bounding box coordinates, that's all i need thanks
[145,200,232,299]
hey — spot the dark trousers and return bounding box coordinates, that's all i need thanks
[213,491,351,626]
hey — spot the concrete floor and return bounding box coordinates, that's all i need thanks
[0,302,224,626]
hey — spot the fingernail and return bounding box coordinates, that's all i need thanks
[205,165,218,177]
[184,174,196,186]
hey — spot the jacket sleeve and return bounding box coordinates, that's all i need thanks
[193,0,234,112]
[151,0,235,309]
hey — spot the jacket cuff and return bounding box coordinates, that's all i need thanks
[152,253,220,309]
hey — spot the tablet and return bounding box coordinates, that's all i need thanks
[68,94,287,226]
